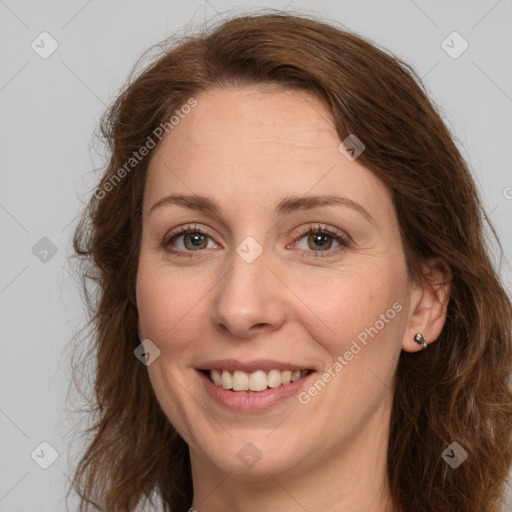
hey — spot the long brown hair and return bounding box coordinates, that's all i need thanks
[70,10,512,511]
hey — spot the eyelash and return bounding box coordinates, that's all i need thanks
[161,223,351,259]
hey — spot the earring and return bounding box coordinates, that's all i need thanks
[414,332,428,350]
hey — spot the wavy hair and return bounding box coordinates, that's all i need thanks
[70,10,512,512]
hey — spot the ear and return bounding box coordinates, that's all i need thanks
[402,258,451,353]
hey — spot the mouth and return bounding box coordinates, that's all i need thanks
[196,359,317,411]
[200,368,314,392]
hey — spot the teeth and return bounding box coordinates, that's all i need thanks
[221,370,232,390]
[211,368,222,386]
[267,369,282,388]
[209,369,309,392]
[248,370,268,392]
[232,370,249,391]
[281,370,292,384]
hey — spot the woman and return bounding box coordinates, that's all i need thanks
[71,10,512,512]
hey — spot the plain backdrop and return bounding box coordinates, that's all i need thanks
[1,1,511,511]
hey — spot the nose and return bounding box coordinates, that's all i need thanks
[211,245,287,339]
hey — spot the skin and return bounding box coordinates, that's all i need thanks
[136,85,450,512]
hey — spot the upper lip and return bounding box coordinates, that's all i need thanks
[196,359,315,372]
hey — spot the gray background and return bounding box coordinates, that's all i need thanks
[1,1,511,510]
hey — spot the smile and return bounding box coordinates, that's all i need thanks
[196,359,317,410]
[206,368,311,392]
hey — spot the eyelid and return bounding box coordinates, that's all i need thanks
[289,223,351,258]
[292,223,351,244]
[161,224,218,252]
[162,222,351,258]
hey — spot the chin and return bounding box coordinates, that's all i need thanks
[191,429,310,477]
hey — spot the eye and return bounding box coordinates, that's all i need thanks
[161,223,351,259]
[291,224,351,258]
[162,224,217,257]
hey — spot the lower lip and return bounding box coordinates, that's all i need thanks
[198,370,314,411]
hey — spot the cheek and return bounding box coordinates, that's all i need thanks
[136,256,215,356]
[294,260,406,352]
[136,275,174,343]
[135,261,210,431]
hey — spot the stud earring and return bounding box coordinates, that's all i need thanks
[414,332,428,350]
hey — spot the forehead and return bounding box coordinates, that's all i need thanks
[163,85,339,161]
[143,86,394,224]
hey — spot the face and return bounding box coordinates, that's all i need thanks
[136,85,414,478]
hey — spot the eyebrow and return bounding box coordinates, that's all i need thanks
[149,193,375,224]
